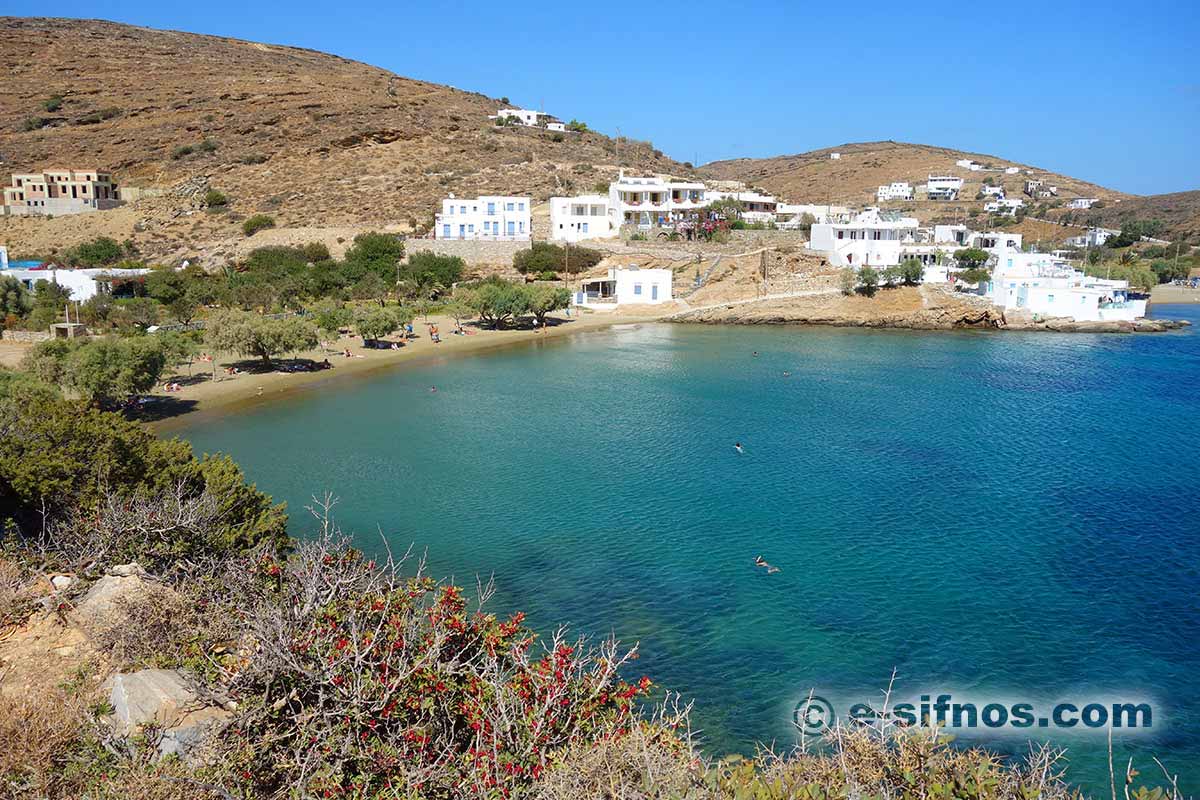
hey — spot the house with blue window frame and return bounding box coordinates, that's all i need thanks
[434,194,532,240]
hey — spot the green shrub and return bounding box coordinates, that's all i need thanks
[857,266,880,297]
[550,132,565,142]
[76,107,122,125]
[203,188,228,208]
[171,144,195,160]
[21,116,49,131]
[41,94,64,112]
[242,214,276,237]
[197,138,219,153]
[514,242,602,275]
[64,236,124,266]
[239,152,269,165]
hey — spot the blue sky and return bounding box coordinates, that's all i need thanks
[11,0,1199,195]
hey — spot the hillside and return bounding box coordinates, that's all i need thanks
[0,17,689,262]
[701,140,1128,210]
[1060,190,1200,245]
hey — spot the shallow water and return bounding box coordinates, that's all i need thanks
[178,305,1200,792]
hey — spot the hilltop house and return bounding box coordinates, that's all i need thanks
[435,195,531,240]
[1065,227,1120,248]
[807,207,920,267]
[490,107,566,132]
[980,185,1005,198]
[2,169,122,216]
[549,195,613,242]
[932,225,1022,252]
[1068,197,1100,209]
[876,182,913,202]
[776,203,851,228]
[985,198,1025,215]
[925,175,964,201]
[574,267,672,310]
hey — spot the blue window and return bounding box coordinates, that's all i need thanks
[468,224,474,233]
[518,221,525,233]
[1047,295,1054,303]
[447,206,454,215]
[580,222,589,233]
[487,202,495,215]
[507,221,515,235]
[459,224,465,237]
[506,202,515,211]
[460,205,466,214]
[442,224,451,238]
[651,284,658,300]
[518,202,525,211]
[634,283,642,296]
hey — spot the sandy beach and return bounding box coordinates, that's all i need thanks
[147,309,664,432]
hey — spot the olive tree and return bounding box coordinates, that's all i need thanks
[205,310,318,367]
[528,285,571,326]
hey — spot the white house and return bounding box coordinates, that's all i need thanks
[4,266,149,302]
[1065,227,1120,248]
[574,267,672,310]
[435,195,531,240]
[1004,167,1020,175]
[926,175,964,201]
[830,152,841,160]
[1068,197,1100,209]
[776,203,852,228]
[876,182,914,202]
[549,194,614,242]
[932,226,1022,253]
[985,198,1024,215]
[980,185,1005,198]
[807,207,920,267]
[490,107,565,131]
[983,249,1146,322]
[608,173,707,229]
[0,245,8,271]
[704,188,778,223]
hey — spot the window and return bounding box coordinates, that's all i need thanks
[507,221,515,235]
[487,202,495,215]
[442,224,451,238]
[1047,295,1055,303]
[506,202,515,212]
[634,283,642,295]
[518,202,525,211]
[468,224,474,233]
[448,206,454,215]
[580,222,588,233]
[837,231,844,240]
[460,205,466,214]
[483,221,491,233]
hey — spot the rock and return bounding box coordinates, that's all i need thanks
[73,572,149,629]
[103,669,230,762]
[107,563,146,578]
[50,575,73,591]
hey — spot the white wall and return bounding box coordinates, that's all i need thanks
[437,195,531,240]
[0,245,7,271]
[549,195,613,242]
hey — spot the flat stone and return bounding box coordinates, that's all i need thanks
[50,575,73,590]
[103,669,230,762]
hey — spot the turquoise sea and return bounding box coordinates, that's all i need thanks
[178,305,1200,793]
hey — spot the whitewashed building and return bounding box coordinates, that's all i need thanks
[981,185,1006,198]
[932,226,1022,253]
[1065,227,1120,248]
[608,173,707,229]
[983,249,1146,322]
[1068,197,1100,209]
[575,267,672,309]
[549,195,613,242]
[0,245,7,271]
[776,203,852,228]
[956,159,982,171]
[876,182,914,202]
[830,152,841,160]
[807,208,920,267]
[985,198,1025,215]
[925,175,964,200]
[4,266,149,302]
[490,107,566,131]
[435,195,531,240]
[704,188,778,223]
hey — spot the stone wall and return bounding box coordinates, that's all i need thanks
[405,238,530,267]
[1,329,52,342]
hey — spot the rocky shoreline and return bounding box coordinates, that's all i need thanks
[667,286,1191,334]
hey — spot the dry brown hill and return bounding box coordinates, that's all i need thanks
[700,140,1127,209]
[0,17,689,262]
[1060,190,1200,245]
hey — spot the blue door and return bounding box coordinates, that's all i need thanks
[459,224,465,238]
[651,284,658,301]
[442,224,451,238]
[507,221,515,236]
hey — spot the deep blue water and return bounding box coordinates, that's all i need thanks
[177,305,1200,793]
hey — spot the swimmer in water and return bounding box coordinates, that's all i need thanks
[429,386,437,393]
[782,371,791,377]
[752,351,759,357]
[734,442,744,454]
